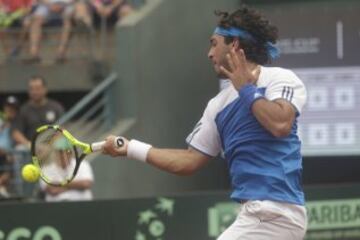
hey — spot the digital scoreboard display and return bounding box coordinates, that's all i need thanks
[294,67,360,156]
[259,1,360,156]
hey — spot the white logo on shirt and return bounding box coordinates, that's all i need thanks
[46,111,56,122]
[254,92,263,99]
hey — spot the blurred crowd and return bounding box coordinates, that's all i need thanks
[0,0,134,63]
[0,75,94,201]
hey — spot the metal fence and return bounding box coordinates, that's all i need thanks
[57,72,118,142]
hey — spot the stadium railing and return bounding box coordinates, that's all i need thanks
[57,72,118,141]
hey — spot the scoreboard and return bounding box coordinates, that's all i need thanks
[259,1,360,156]
[294,66,360,156]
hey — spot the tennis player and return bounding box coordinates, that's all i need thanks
[103,6,307,239]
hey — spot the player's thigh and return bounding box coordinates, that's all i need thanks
[217,211,261,240]
[256,214,306,240]
[217,201,307,240]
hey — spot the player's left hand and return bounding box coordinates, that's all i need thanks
[102,135,129,157]
[220,48,260,90]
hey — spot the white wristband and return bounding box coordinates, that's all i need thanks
[127,139,152,162]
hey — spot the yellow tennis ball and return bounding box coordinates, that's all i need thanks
[21,164,40,183]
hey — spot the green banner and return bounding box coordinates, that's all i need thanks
[307,199,360,230]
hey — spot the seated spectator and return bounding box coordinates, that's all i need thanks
[0,96,19,198]
[39,140,94,201]
[74,0,133,29]
[0,0,35,60]
[0,0,31,30]
[26,0,75,63]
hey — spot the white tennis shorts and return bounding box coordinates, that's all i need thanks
[217,200,307,240]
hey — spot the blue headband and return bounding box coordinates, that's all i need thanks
[214,27,280,60]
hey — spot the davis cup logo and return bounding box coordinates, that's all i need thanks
[135,198,175,240]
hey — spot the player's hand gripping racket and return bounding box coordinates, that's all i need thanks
[31,125,124,186]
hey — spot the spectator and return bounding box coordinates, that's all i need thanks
[0,96,20,198]
[0,0,35,59]
[12,75,65,146]
[0,0,34,30]
[26,0,75,63]
[39,138,94,202]
[74,0,133,29]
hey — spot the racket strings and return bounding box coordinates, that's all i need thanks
[34,128,76,184]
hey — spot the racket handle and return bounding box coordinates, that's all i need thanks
[91,137,125,152]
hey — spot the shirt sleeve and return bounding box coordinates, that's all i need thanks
[186,99,221,157]
[264,69,307,114]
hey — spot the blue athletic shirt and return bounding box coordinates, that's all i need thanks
[186,66,307,205]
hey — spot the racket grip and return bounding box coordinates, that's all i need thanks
[91,137,125,152]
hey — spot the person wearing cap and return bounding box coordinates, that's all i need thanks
[0,95,19,197]
[3,95,19,121]
[103,6,307,239]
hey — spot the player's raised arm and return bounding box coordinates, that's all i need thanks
[220,48,306,138]
[102,136,212,176]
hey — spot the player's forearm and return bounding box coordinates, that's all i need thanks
[103,137,211,174]
[146,148,208,176]
[252,99,294,137]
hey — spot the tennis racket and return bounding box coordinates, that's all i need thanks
[31,125,124,186]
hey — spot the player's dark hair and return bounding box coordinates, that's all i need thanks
[215,6,278,64]
[28,75,47,87]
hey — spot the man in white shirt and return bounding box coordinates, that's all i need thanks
[40,146,94,202]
